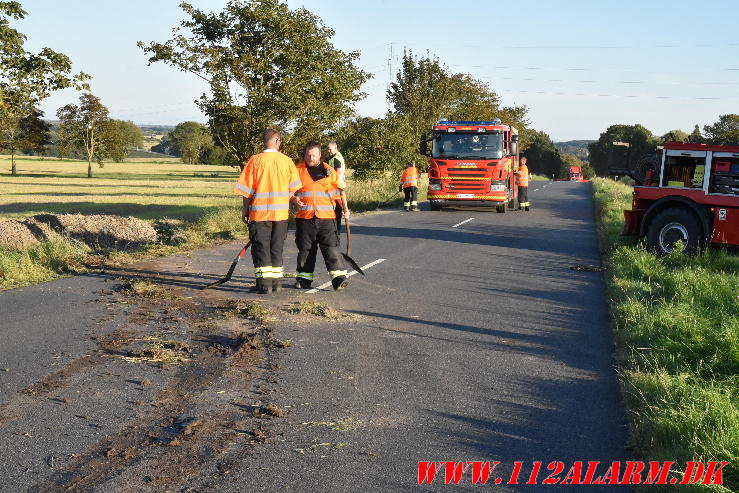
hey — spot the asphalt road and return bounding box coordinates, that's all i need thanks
[0,181,629,491]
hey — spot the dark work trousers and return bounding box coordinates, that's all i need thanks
[334,202,343,237]
[403,186,418,204]
[248,220,288,283]
[295,218,345,276]
[519,186,529,208]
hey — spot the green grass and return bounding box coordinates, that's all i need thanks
[0,156,239,220]
[592,178,739,492]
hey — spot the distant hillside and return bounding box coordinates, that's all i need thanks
[138,124,175,135]
[555,140,594,160]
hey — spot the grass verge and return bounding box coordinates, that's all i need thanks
[592,177,738,491]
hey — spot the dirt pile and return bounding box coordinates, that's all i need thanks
[0,214,158,251]
[0,220,42,249]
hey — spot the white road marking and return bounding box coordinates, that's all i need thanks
[305,258,387,293]
[533,188,539,192]
[452,217,475,228]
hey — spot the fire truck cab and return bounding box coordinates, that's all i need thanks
[569,166,583,181]
[611,142,739,254]
[420,119,520,213]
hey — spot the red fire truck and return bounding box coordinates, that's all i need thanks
[420,119,520,212]
[569,166,583,181]
[609,142,739,254]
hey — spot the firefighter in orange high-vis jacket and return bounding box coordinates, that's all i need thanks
[400,162,419,211]
[291,141,350,291]
[516,157,531,211]
[234,128,302,294]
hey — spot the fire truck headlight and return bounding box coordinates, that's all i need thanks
[429,181,442,191]
[490,184,507,192]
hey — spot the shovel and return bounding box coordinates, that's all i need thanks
[202,241,252,289]
[340,192,364,275]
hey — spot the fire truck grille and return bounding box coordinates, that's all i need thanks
[448,183,487,191]
[447,168,487,178]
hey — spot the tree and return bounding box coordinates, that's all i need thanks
[703,114,739,145]
[139,0,370,168]
[381,51,530,177]
[523,130,563,178]
[338,114,417,180]
[588,124,658,176]
[1,1,89,174]
[688,124,704,144]
[660,129,689,144]
[170,121,213,164]
[0,106,51,170]
[387,51,529,146]
[56,93,113,178]
[103,120,143,163]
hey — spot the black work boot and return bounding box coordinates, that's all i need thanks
[525,206,530,211]
[272,278,282,293]
[294,279,312,290]
[411,205,419,212]
[250,279,271,295]
[404,206,410,211]
[331,275,349,291]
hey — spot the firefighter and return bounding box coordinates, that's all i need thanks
[517,157,531,211]
[234,128,302,294]
[326,140,347,235]
[400,162,419,211]
[292,141,350,291]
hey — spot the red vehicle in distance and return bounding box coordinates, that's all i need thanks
[568,166,588,182]
[609,141,739,254]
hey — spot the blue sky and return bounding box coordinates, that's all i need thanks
[15,0,739,140]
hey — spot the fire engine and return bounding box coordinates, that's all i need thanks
[569,166,585,181]
[609,141,739,254]
[420,119,520,212]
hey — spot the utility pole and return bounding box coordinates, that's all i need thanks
[386,42,393,112]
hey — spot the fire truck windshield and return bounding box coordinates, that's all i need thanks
[432,132,504,160]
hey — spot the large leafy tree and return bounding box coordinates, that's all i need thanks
[105,120,144,163]
[379,51,529,179]
[387,52,529,143]
[588,124,658,176]
[660,129,689,144]
[171,121,213,164]
[0,106,51,167]
[523,130,563,178]
[703,114,739,145]
[338,114,417,180]
[139,0,370,168]
[56,93,113,178]
[0,1,89,174]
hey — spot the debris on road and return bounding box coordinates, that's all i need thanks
[570,264,607,272]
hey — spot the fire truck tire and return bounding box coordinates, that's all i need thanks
[645,208,702,255]
[496,204,506,213]
[430,201,443,211]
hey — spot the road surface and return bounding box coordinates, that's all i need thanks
[0,181,629,491]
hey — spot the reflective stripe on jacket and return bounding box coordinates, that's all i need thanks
[295,162,343,219]
[234,151,301,221]
[401,167,419,189]
[517,164,529,187]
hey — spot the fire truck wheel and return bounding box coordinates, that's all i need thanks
[646,208,702,255]
[496,204,506,213]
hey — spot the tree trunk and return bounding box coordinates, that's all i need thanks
[88,157,93,178]
[11,151,16,175]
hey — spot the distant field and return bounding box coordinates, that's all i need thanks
[0,156,240,220]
